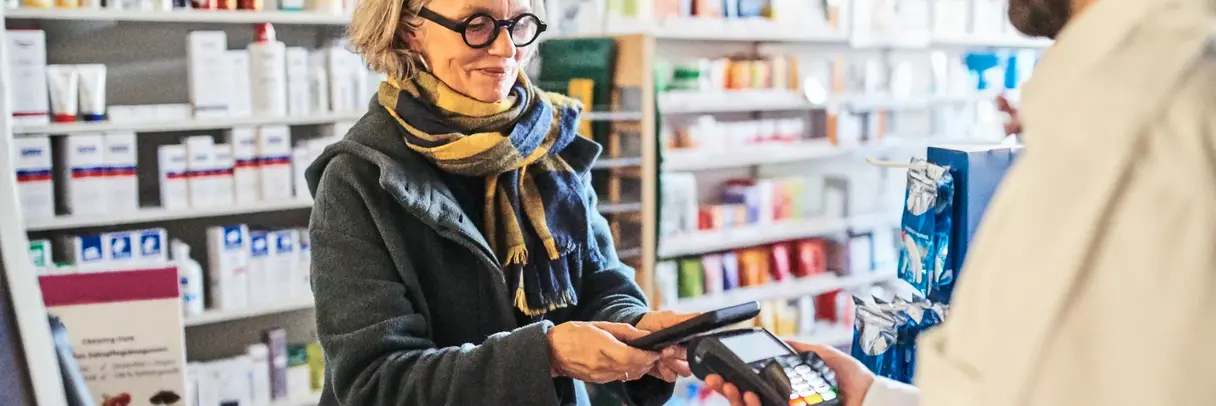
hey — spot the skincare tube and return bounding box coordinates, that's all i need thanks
[76,64,106,122]
[46,65,80,123]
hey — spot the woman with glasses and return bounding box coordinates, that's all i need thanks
[304,0,694,404]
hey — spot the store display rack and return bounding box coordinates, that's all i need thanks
[6,8,350,25]
[184,296,317,327]
[668,270,895,313]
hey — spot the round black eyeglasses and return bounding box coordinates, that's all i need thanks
[418,8,547,49]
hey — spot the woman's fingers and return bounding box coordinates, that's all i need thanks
[742,391,763,406]
[706,375,764,406]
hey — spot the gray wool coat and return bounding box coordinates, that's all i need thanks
[304,105,674,406]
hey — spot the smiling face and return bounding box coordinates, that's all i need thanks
[408,0,537,102]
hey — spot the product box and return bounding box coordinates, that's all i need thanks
[325,46,362,113]
[14,135,55,220]
[308,50,331,114]
[291,147,310,200]
[225,127,261,204]
[296,230,311,299]
[247,230,273,307]
[187,31,230,118]
[157,145,189,210]
[256,125,294,200]
[207,225,250,310]
[926,145,1021,290]
[225,50,254,118]
[65,233,108,271]
[103,131,139,213]
[271,229,299,299]
[29,239,52,273]
[185,136,215,208]
[57,133,108,215]
[212,143,236,206]
[105,229,165,269]
[39,267,187,406]
[285,47,311,117]
[7,30,49,126]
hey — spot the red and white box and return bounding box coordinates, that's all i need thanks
[14,135,54,220]
[39,267,187,406]
[256,125,293,201]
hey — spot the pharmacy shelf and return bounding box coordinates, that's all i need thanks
[270,391,322,406]
[932,34,1053,48]
[5,8,351,25]
[848,210,901,231]
[599,202,643,214]
[667,270,896,313]
[663,141,854,172]
[658,217,849,258]
[782,325,856,348]
[584,111,644,121]
[185,296,315,327]
[556,19,849,43]
[660,90,821,114]
[25,199,313,231]
[14,112,365,135]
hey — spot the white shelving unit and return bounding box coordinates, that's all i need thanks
[14,112,365,135]
[668,270,895,313]
[184,297,316,327]
[25,199,315,231]
[663,141,855,172]
[658,217,850,258]
[7,8,350,25]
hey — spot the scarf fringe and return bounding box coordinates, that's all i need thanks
[543,238,560,260]
[505,245,528,266]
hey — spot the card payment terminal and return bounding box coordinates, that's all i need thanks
[687,328,840,406]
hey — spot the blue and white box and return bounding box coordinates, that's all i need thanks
[247,231,273,307]
[271,229,299,299]
[207,225,250,310]
[926,144,1022,300]
[68,233,109,271]
[58,133,107,215]
[13,135,54,220]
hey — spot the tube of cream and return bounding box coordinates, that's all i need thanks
[46,65,80,123]
[76,64,107,122]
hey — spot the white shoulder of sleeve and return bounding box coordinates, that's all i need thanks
[862,377,921,406]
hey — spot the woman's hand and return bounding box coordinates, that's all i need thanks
[547,321,660,384]
[636,310,699,382]
[996,95,1022,136]
[705,342,875,406]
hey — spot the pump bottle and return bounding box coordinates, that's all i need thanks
[173,239,206,317]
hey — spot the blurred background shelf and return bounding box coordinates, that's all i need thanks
[14,112,364,135]
[25,199,314,231]
[658,217,850,258]
[184,297,315,327]
[5,8,351,25]
[669,270,896,313]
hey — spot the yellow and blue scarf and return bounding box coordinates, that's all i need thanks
[378,71,595,316]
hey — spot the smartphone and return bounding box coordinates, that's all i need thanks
[625,301,761,351]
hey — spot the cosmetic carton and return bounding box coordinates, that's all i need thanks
[29,239,52,273]
[249,23,288,117]
[256,125,293,200]
[207,224,250,310]
[157,144,189,210]
[286,46,311,116]
[325,45,361,112]
[225,50,254,118]
[247,230,273,307]
[14,135,55,220]
[7,30,49,126]
[135,228,168,266]
[296,229,311,299]
[291,146,310,200]
[216,357,254,406]
[265,328,289,400]
[57,133,107,215]
[308,50,331,114]
[247,344,273,405]
[103,131,139,213]
[226,126,261,203]
[187,31,230,118]
[271,229,299,298]
[212,143,236,206]
[185,136,215,208]
[65,232,108,271]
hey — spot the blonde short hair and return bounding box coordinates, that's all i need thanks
[348,0,427,79]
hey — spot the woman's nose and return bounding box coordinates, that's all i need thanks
[487,27,517,57]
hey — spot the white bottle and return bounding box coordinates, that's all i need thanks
[246,344,272,406]
[248,23,288,118]
[173,239,206,317]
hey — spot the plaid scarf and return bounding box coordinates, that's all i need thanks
[378,71,595,316]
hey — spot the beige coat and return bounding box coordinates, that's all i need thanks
[866,0,1216,404]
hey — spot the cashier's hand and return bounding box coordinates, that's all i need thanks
[705,342,874,406]
[547,321,659,384]
[996,95,1022,136]
[636,310,699,382]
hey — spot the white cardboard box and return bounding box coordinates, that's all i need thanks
[188,31,230,118]
[103,131,139,213]
[58,133,108,215]
[185,136,215,208]
[14,135,55,220]
[256,125,293,200]
[225,127,261,204]
[7,30,49,126]
[157,145,189,210]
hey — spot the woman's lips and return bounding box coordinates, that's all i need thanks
[475,67,512,79]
